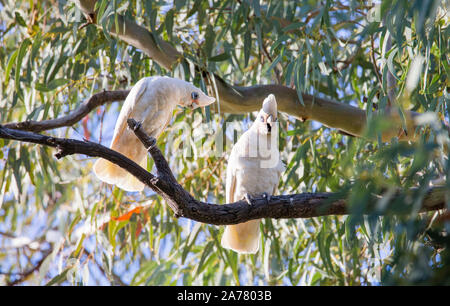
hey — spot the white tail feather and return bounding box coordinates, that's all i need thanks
[93,155,146,192]
[221,220,260,254]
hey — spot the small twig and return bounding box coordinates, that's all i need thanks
[78,13,97,30]
[81,248,126,286]
[332,47,361,73]
[262,42,282,84]
[370,35,384,93]
[0,231,17,238]
[78,22,92,31]
[6,248,52,286]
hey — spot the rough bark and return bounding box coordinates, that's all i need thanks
[3,90,129,132]
[0,124,445,225]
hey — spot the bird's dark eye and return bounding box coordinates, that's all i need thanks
[191,92,199,100]
[260,116,265,122]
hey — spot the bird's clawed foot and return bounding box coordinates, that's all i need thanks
[133,120,142,131]
[262,192,271,204]
[398,128,408,138]
[147,137,157,151]
[244,193,254,206]
[127,118,142,132]
[244,193,271,206]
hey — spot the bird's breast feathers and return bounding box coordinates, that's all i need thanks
[234,166,281,197]
[228,130,283,197]
[229,130,282,169]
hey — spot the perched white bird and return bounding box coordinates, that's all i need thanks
[93,76,216,192]
[221,94,285,254]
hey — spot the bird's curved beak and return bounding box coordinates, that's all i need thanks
[266,115,272,133]
[191,96,216,108]
[207,96,216,105]
[191,99,199,109]
[265,114,277,133]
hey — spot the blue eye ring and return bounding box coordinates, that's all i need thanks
[191,92,199,100]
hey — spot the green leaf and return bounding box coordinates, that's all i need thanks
[46,268,70,286]
[252,0,261,17]
[35,83,51,92]
[266,54,282,75]
[387,48,400,81]
[195,241,214,276]
[95,0,109,21]
[186,0,202,20]
[15,38,31,99]
[309,7,324,32]
[5,49,19,87]
[263,239,271,281]
[244,28,252,67]
[209,52,230,62]
[72,234,86,258]
[181,223,202,264]
[317,227,334,274]
[30,32,43,63]
[165,9,174,38]
[48,26,68,34]
[15,11,27,27]
[47,78,69,90]
[204,24,215,58]
[282,22,305,32]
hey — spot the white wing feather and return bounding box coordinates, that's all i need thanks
[93,78,151,192]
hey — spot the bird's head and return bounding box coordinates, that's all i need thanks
[254,94,278,135]
[180,83,216,109]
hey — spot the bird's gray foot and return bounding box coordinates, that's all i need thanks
[127,119,142,131]
[147,137,157,150]
[244,193,253,206]
[135,121,142,131]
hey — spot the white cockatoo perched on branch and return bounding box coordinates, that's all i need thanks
[93,76,216,192]
[221,94,285,254]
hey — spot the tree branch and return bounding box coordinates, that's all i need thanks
[6,248,52,286]
[0,124,445,226]
[72,0,420,142]
[3,90,129,132]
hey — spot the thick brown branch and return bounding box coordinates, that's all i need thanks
[1,124,443,226]
[3,90,129,132]
[0,125,158,190]
[127,119,175,182]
